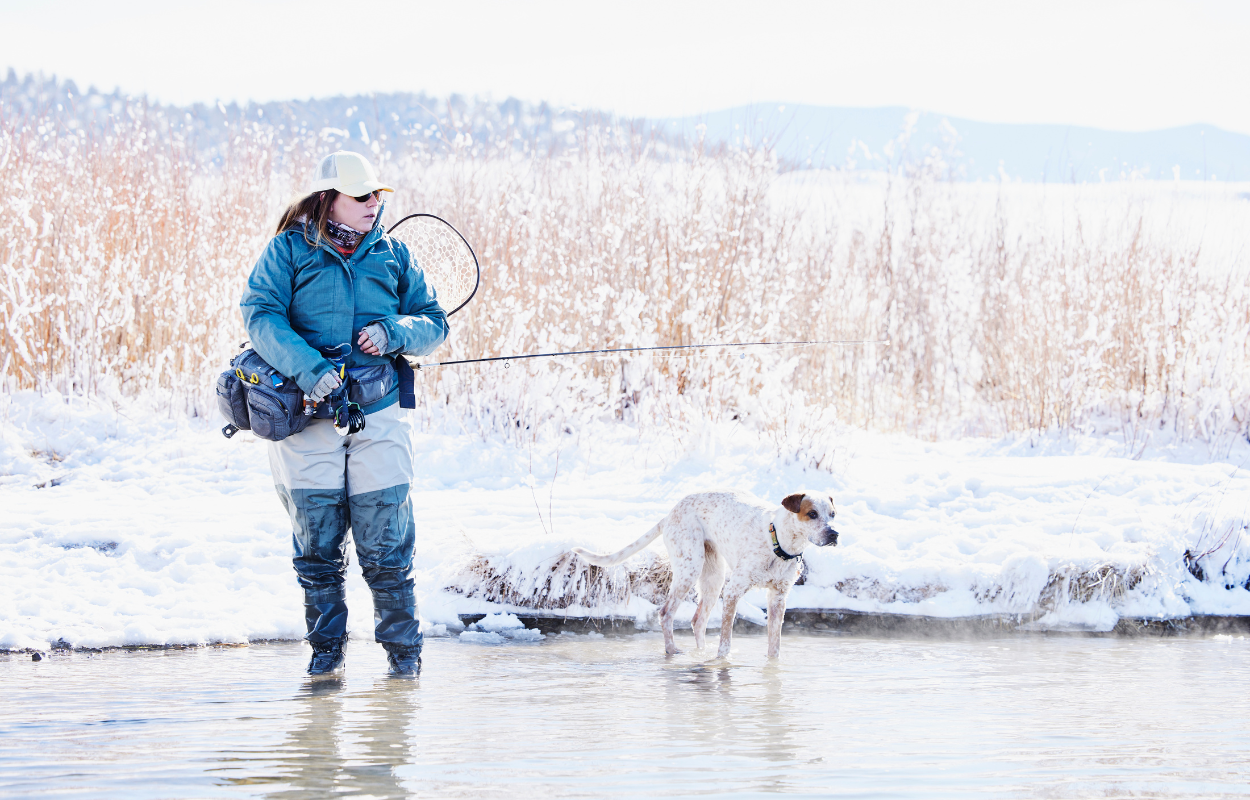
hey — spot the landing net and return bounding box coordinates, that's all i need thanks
[387,213,480,316]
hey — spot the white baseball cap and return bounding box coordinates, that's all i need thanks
[308,150,394,196]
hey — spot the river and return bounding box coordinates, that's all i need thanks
[3,630,1249,798]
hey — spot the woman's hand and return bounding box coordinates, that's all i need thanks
[358,324,389,356]
[308,370,342,403]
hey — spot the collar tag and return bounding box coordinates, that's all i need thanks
[770,522,799,560]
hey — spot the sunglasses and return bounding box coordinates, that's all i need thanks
[345,190,382,203]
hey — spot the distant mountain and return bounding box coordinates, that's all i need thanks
[6,71,1247,182]
[0,70,664,164]
[653,105,1250,182]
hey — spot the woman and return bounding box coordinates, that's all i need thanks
[241,150,449,678]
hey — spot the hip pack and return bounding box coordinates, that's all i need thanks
[217,349,418,442]
[216,349,309,441]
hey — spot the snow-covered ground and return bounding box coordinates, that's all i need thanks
[2,391,1248,651]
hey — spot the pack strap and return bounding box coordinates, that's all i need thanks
[394,356,416,409]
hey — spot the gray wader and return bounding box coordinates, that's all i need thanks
[267,404,421,648]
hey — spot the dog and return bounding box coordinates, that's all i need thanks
[573,491,839,658]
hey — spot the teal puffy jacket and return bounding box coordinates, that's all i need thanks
[240,204,449,414]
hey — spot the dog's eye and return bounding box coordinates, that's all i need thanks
[807,511,818,519]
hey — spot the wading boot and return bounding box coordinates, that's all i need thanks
[307,634,347,677]
[383,641,422,678]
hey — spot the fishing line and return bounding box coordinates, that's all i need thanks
[385,215,888,372]
[406,339,890,370]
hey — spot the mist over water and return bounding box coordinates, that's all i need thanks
[3,632,1249,798]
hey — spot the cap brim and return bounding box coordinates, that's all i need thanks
[337,181,394,196]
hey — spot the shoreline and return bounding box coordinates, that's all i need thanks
[458,609,1250,638]
[7,610,1249,656]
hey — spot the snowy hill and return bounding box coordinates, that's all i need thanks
[8,71,1249,182]
[653,105,1250,181]
[0,70,669,162]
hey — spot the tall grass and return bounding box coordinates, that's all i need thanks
[0,105,296,409]
[2,94,1247,454]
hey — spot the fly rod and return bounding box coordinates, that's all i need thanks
[407,339,890,369]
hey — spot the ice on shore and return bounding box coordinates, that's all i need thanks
[2,391,1248,651]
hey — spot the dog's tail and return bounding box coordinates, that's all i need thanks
[572,524,663,568]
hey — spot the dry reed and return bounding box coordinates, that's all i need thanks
[1036,562,1152,609]
[2,91,1248,455]
[446,549,672,610]
[833,576,949,605]
[443,548,1160,618]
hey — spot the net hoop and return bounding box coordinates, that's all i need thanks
[386,213,481,317]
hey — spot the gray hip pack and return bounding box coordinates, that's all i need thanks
[216,349,410,442]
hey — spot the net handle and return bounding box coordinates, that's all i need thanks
[386,212,482,317]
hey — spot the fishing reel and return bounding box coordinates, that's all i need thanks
[301,387,364,435]
[330,389,366,437]
[324,362,366,437]
[305,344,366,436]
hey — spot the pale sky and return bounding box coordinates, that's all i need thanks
[4,0,1250,134]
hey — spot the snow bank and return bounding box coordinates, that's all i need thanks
[2,392,1249,650]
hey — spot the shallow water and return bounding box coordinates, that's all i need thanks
[2,631,1250,799]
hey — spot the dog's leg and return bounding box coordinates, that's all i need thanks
[715,576,750,659]
[659,515,706,656]
[766,587,788,658]
[661,568,698,655]
[692,554,726,650]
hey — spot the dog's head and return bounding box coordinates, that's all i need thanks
[781,493,840,547]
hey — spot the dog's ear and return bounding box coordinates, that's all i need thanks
[782,493,805,514]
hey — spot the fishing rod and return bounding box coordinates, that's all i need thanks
[407,339,890,369]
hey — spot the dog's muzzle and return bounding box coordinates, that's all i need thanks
[817,528,840,547]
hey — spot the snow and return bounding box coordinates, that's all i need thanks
[2,390,1248,651]
[459,613,544,643]
[474,612,524,632]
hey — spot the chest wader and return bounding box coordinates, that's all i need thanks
[268,362,422,676]
[237,208,442,677]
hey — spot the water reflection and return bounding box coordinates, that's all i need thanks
[349,680,420,795]
[264,677,419,799]
[662,655,803,792]
[5,635,1250,798]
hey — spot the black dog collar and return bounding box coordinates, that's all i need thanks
[770,523,799,560]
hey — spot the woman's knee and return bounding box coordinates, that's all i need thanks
[348,485,416,561]
[286,487,350,560]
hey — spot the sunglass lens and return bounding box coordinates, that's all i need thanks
[352,191,378,202]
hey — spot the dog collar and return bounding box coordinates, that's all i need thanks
[770,523,799,560]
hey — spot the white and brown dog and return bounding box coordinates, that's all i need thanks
[573,491,840,658]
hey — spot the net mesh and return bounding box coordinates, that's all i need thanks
[318,155,338,180]
[388,215,478,314]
